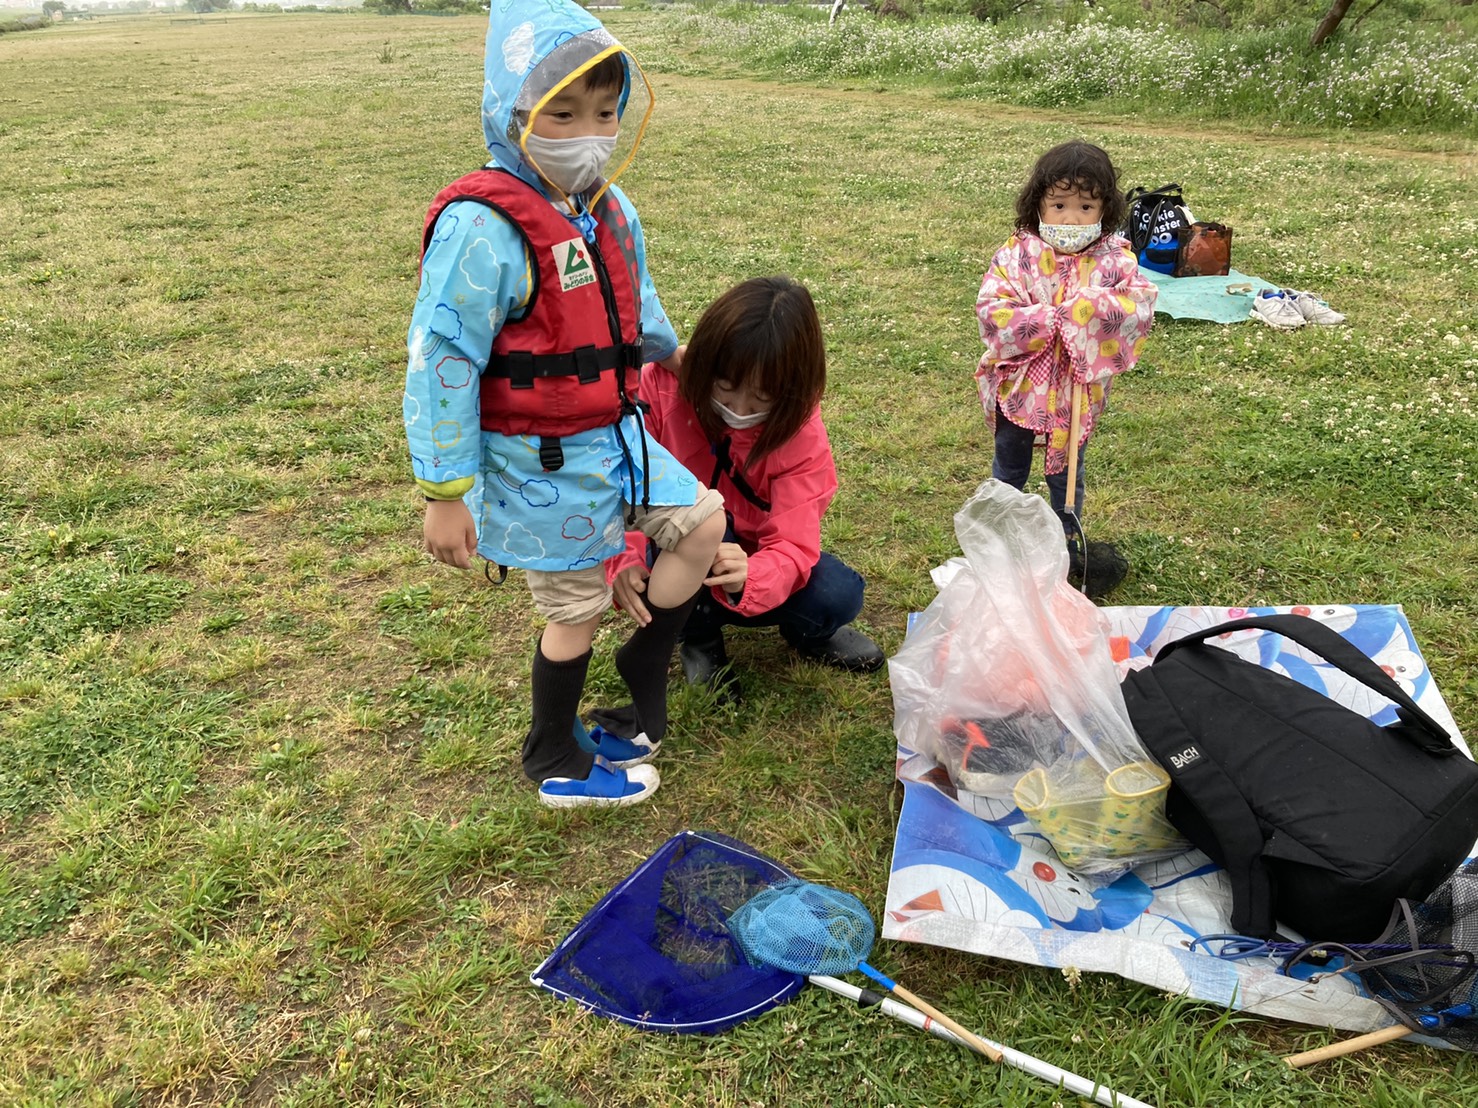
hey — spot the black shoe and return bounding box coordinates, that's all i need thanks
[791,625,885,673]
[679,633,743,703]
[1068,540,1128,599]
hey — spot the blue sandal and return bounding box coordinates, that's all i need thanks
[574,720,660,769]
[538,756,661,809]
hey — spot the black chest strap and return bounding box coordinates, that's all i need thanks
[710,436,771,513]
[488,342,644,390]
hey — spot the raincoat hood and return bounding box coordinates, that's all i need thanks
[481,0,651,204]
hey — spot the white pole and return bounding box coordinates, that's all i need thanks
[807,975,1156,1108]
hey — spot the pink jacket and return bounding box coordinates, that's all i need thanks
[609,363,837,617]
[975,230,1157,476]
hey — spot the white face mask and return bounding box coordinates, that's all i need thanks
[524,133,617,196]
[1038,221,1102,254]
[712,397,769,430]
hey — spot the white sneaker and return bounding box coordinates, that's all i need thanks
[1250,289,1306,330]
[1289,290,1346,326]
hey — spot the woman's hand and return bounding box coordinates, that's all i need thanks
[423,499,477,569]
[612,564,653,626]
[704,542,749,594]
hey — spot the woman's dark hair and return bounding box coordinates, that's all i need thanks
[1013,140,1127,238]
[679,276,826,462]
[580,52,627,95]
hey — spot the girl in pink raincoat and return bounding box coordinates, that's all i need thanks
[975,140,1158,597]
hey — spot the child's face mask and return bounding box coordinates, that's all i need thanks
[524,134,617,196]
[712,397,769,430]
[1038,221,1102,254]
[1037,182,1105,253]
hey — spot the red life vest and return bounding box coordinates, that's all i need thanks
[421,168,645,438]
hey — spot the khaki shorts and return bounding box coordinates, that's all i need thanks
[525,486,724,625]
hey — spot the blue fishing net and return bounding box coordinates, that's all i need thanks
[728,879,875,978]
[531,831,805,1033]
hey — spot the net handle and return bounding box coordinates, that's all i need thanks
[859,963,1004,1064]
[810,975,1152,1108]
[1284,1024,1412,1068]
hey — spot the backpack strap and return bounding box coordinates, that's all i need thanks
[1127,661,1277,936]
[1155,614,1455,755]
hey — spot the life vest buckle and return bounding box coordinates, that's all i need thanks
[574,345,601,384]
[506,351,535,390]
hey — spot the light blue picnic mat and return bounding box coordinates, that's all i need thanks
[1146,268,1278,324]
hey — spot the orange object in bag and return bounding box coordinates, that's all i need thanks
[1175,221,1233,277]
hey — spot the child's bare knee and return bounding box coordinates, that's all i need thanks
[689,507,726,550]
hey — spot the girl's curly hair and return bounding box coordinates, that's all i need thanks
[1013,140,1127,237]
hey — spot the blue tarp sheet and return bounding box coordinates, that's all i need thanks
[1147,268,1278,324]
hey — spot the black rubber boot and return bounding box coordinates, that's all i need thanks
[679,630,728,685]
[679,630,743,704]
[790,625,885,673]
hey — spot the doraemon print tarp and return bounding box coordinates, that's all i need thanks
[884,603,1476,1034]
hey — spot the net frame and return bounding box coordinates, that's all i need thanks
[531,831,805,1034]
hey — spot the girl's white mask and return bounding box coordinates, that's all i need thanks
[1038,221,1101,254]
[524,133,617,196]
[712,397,769,430]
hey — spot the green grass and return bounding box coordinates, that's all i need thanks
[1,8,1476,1105]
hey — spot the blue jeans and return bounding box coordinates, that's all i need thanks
[683,551,865,649]
[992,409,1087,529]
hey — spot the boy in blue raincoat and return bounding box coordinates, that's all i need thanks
[404,1,724,809]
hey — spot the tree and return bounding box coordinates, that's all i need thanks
[41,0,65,15]
[1310,0,1355,45]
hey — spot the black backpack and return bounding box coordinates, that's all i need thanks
[1122,183,1192,275]
[1121,614,1478,942]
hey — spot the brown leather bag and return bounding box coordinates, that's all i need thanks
[1175,221,1233,277]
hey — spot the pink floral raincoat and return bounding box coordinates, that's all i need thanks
[975,230,1157,476]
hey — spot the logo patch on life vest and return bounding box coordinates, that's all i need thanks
[553,238,596,292]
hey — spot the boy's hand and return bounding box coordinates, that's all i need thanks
[612,564,652,626]
[657,344,685,373]
[423,499,477,569]
[704,542,748,592]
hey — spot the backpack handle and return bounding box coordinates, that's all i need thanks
[1126,183,1181,202]
[1125,185,1186,254]
[1154,614,1456,755]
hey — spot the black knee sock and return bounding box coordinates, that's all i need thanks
[615,590,701,744]
[521,647,595,783]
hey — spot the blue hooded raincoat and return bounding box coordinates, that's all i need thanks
[403,1,693,572]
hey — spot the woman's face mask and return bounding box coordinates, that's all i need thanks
[524,133,617,196]
[712,397,769,430]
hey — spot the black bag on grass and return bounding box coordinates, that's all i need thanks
[1122,183,1192,275]
[1121,614,1478,942]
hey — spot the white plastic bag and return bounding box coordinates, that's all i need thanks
[889,480,1183,875]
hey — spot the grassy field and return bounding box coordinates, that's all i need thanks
[2,9,1477,1105]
